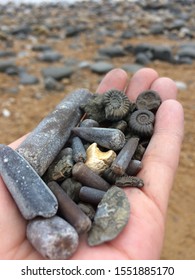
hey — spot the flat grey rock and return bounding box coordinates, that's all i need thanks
[88,186,130,246]
[42,66,74,80]
[90,61,114,74]
[38,51,63,62]
[99,45,126,57]
[19,72,39,85]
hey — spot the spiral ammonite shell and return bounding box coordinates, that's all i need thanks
[103,89,131,121]
[129,109,155,137]
[136,90,162,112]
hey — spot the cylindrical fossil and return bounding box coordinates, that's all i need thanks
[17,88,93,176]
[79,186,105,205]
[48,181,91,234]
[72,162,111,191]
[111,137,139,176]
[0,145,58,220]
[26,216,79,260]
[72,127,126,151]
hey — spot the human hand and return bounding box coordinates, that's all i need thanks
[0,68,184,259]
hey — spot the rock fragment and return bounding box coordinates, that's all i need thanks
[88,186,130,246]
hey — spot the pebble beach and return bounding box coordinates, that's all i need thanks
[0,0,195,259]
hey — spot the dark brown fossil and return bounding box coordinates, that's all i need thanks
[136,90,162,112]
[48,181,91,234]
[115,175,144,188]
[129,109,155,138]
[103,89,131,121]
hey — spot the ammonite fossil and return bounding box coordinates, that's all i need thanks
[129,109,155,137]
[103,89,131,121]
[136,90,162,112]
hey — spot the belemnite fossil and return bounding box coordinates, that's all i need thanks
[0,87,162,259]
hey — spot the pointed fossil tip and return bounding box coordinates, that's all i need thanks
[72,127,126,151]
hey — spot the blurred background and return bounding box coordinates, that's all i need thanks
[0,0,195,259]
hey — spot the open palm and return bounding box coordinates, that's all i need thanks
[0,68,184,260]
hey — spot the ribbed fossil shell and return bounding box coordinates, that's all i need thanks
[103,89,131,121]
[129,109,155,137]
[136,90,162,112]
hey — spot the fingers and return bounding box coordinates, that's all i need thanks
[140,100,184,216]
[125,68,159,100]
[151,77,177,100]
[9,134,29,150]
[96,68,128,93]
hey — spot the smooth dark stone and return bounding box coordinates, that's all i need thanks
[0,50,16,58]
[32,45,52,52]
[135,52,151,65]
[44,77,64,91]
[27,216,79,260]
[0,59,16,72]
[38,51,63,62]
[99,45,126,57]
[0,145,58,220]
[152,45,173,62]
[121,63,143,74]
[90,61,114,74]
[42,66,74,80]
[19,72,39,85]
[149,23,164,35]
[177,47,195,59]
[10,25,31,35]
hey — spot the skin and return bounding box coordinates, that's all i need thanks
[0,68,184,260]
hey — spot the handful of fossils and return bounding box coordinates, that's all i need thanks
[0,88,162,259]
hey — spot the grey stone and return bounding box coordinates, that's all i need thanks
[0,50,16,58]
[90,61,114,74]
[19,72,39,85]
[99,45,126,57]
[177,47,195,59]
[152,45,173,62]
[0,145,58,220]
[0,59,16,72]
[88,186,130,246]
[38,51,63,62]
[27,216,79,260]
[135,53,151,65]
[42,66,74,80]
[44,77,64,91]
[32,45,52,52]
[122,63,143,73]
[149,23,164,35]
